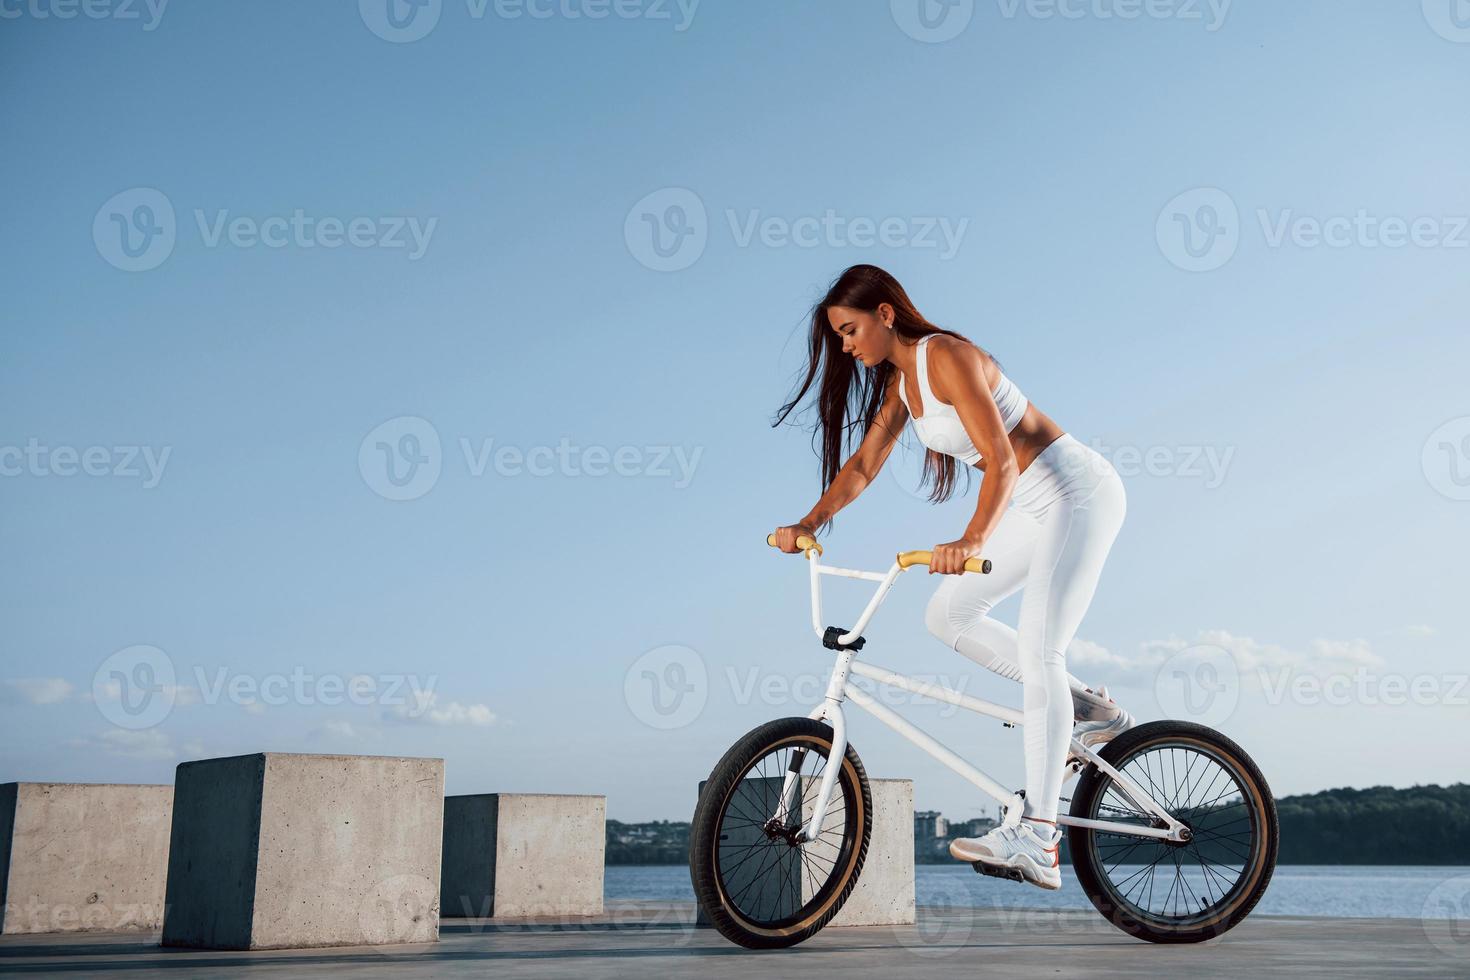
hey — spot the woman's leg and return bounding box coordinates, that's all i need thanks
[923,505,1039,682]
[1016,472,1127,823]
[924,506,1099,697]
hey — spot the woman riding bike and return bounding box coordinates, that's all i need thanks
[772,263,1132,890]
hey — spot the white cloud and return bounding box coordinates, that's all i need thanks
[0,677,75,705]
[384,691,497,727]
[1066,629,1386,685]
[66,729,175,760]
[92,679,199,706]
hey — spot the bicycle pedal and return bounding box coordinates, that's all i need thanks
[971,862,1025,884]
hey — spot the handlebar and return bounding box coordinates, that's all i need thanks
[766,533,991,574]
[766,532,823,556]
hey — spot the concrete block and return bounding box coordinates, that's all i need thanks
[825,778,914,926]
[161,753,443,950]
[441,794,604,918]
[695,776,915,927]
[0,783,172,935]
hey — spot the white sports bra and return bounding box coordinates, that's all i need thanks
[894,334,1029,466]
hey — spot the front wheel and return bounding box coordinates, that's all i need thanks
[689,717,872,949]
[1067,720,1278,943]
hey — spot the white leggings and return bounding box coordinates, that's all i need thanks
[924,433,1127,823]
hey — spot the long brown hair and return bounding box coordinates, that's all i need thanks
[773,264,989,525]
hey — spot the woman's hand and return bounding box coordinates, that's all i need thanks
[929,535,984,575]
[773,522,817,554]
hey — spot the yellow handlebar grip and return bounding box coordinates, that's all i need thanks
[766,532,823,556]
[897,550,992,574]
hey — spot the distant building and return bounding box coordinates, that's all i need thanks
[950,817,996,839]
[914,810,948,838]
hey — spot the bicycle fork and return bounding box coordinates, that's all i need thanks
[770,648,856,845]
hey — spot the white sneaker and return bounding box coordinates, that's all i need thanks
[1068,685,1134,767]
[948,809,1062,890]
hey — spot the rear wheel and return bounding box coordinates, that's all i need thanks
[689,717,871,949]
[1067,720,1278,943]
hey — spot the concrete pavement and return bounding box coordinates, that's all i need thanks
[0,901,1460,978]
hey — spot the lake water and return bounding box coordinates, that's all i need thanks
[606,864,1469,920]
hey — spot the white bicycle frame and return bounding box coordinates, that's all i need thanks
[770,546,1191,847]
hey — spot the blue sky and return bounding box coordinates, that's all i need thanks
[2,1,1466,823]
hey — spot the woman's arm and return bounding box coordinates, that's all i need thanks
[925,336,1019,572]
[799,372,908,532]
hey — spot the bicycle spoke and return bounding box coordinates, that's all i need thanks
[1085,741,1260,925]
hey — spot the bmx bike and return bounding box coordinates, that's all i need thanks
[688,534,1278,948]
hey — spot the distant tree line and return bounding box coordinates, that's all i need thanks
[1275,784,1470,864]
[609,785,1470,865]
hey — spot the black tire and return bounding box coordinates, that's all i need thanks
[1067,720,1278,943]
[689,717,872,949]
